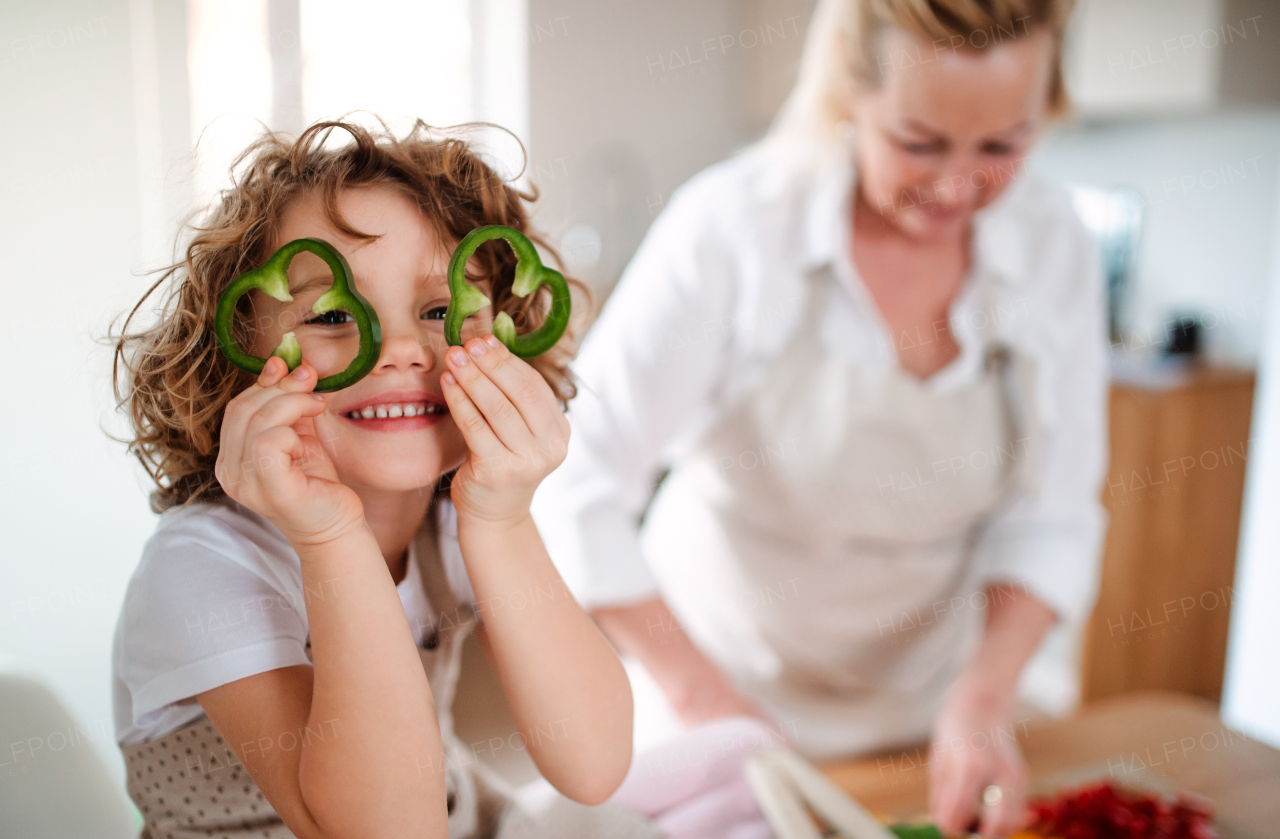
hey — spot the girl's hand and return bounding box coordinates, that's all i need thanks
[442,335,570,527]
[214,357,364,546]
[928,686,1030,836]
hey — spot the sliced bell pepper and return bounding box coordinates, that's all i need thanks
[888,824,944,839]
[214,237,382,393]
[444,225,570,358]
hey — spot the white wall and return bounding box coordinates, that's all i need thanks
[1032,110,1280,364]
[0,0,190,794]
[1221,153,1280,748]
[525,0,814,294]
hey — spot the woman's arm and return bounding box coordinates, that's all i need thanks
[593,596,767,726]
[201,359,447,839]
[951,584,1057,705]
[930,195,1110,835]
[443,335,633,804]
[929,583,1056,836]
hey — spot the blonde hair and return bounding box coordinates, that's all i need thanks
[113,119,585,513]
[771,0,1075,143]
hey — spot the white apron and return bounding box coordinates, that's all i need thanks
[641,261,1038,761]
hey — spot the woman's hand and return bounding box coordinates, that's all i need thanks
[214,357,364,547]
[442,335,570,526]
[928,683,1029,836]
[929,584,1055,835]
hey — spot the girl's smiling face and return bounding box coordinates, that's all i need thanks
[249,184,492,493]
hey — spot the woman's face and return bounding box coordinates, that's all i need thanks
[248,185,493,494]
[849,25,1056,238]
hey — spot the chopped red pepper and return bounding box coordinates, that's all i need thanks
[1027,780,1219,839]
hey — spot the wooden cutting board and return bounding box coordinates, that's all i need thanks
[820,691,1280,838]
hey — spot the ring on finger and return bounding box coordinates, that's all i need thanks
[982,784,1003,807]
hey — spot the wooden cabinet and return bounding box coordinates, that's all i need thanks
[1081,366,1254,703]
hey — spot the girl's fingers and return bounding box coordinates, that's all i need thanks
[224,360,320,442]
[444,342,536,452]
[441,369,505,460]
[456,335,565,440]
[249,425,307,497]
[219,360,321,491]
[275,359,320,393]
[250,359,320,402]
[256,356,317,390]
[243,392,328,442]
[257,355,288,387]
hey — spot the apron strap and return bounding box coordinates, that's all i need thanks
[977,276,1041,500]
[413,499,470,636]
[411,498,477,722]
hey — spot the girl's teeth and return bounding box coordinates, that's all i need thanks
[347,402,438,419]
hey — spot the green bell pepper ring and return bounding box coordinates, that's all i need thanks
[444,225,570,358]
[213,237,382,393]
[888,823,943,839]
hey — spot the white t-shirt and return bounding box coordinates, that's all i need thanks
[112,495,475,746]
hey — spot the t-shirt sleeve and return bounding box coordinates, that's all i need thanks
[118,517,311,726]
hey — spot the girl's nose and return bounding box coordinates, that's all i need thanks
[375,324,435,372]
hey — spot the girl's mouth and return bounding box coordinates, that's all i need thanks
[341,400,449,431]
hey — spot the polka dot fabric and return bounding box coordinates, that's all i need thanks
[122,721,290,838]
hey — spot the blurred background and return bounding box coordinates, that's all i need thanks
[2,0,1280,830]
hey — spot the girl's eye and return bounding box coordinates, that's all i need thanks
[980,141,1015,156]
[304,309,354,325]
[422,306,448,321]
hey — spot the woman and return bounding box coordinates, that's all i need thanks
[532,0,1107,834]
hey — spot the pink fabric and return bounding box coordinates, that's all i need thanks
[612,717,782,839]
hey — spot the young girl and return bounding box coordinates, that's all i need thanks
[110,119,661,838]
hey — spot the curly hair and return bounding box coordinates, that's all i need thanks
[113,118,585,513]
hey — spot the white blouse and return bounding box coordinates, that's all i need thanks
[531,138,1109,626]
